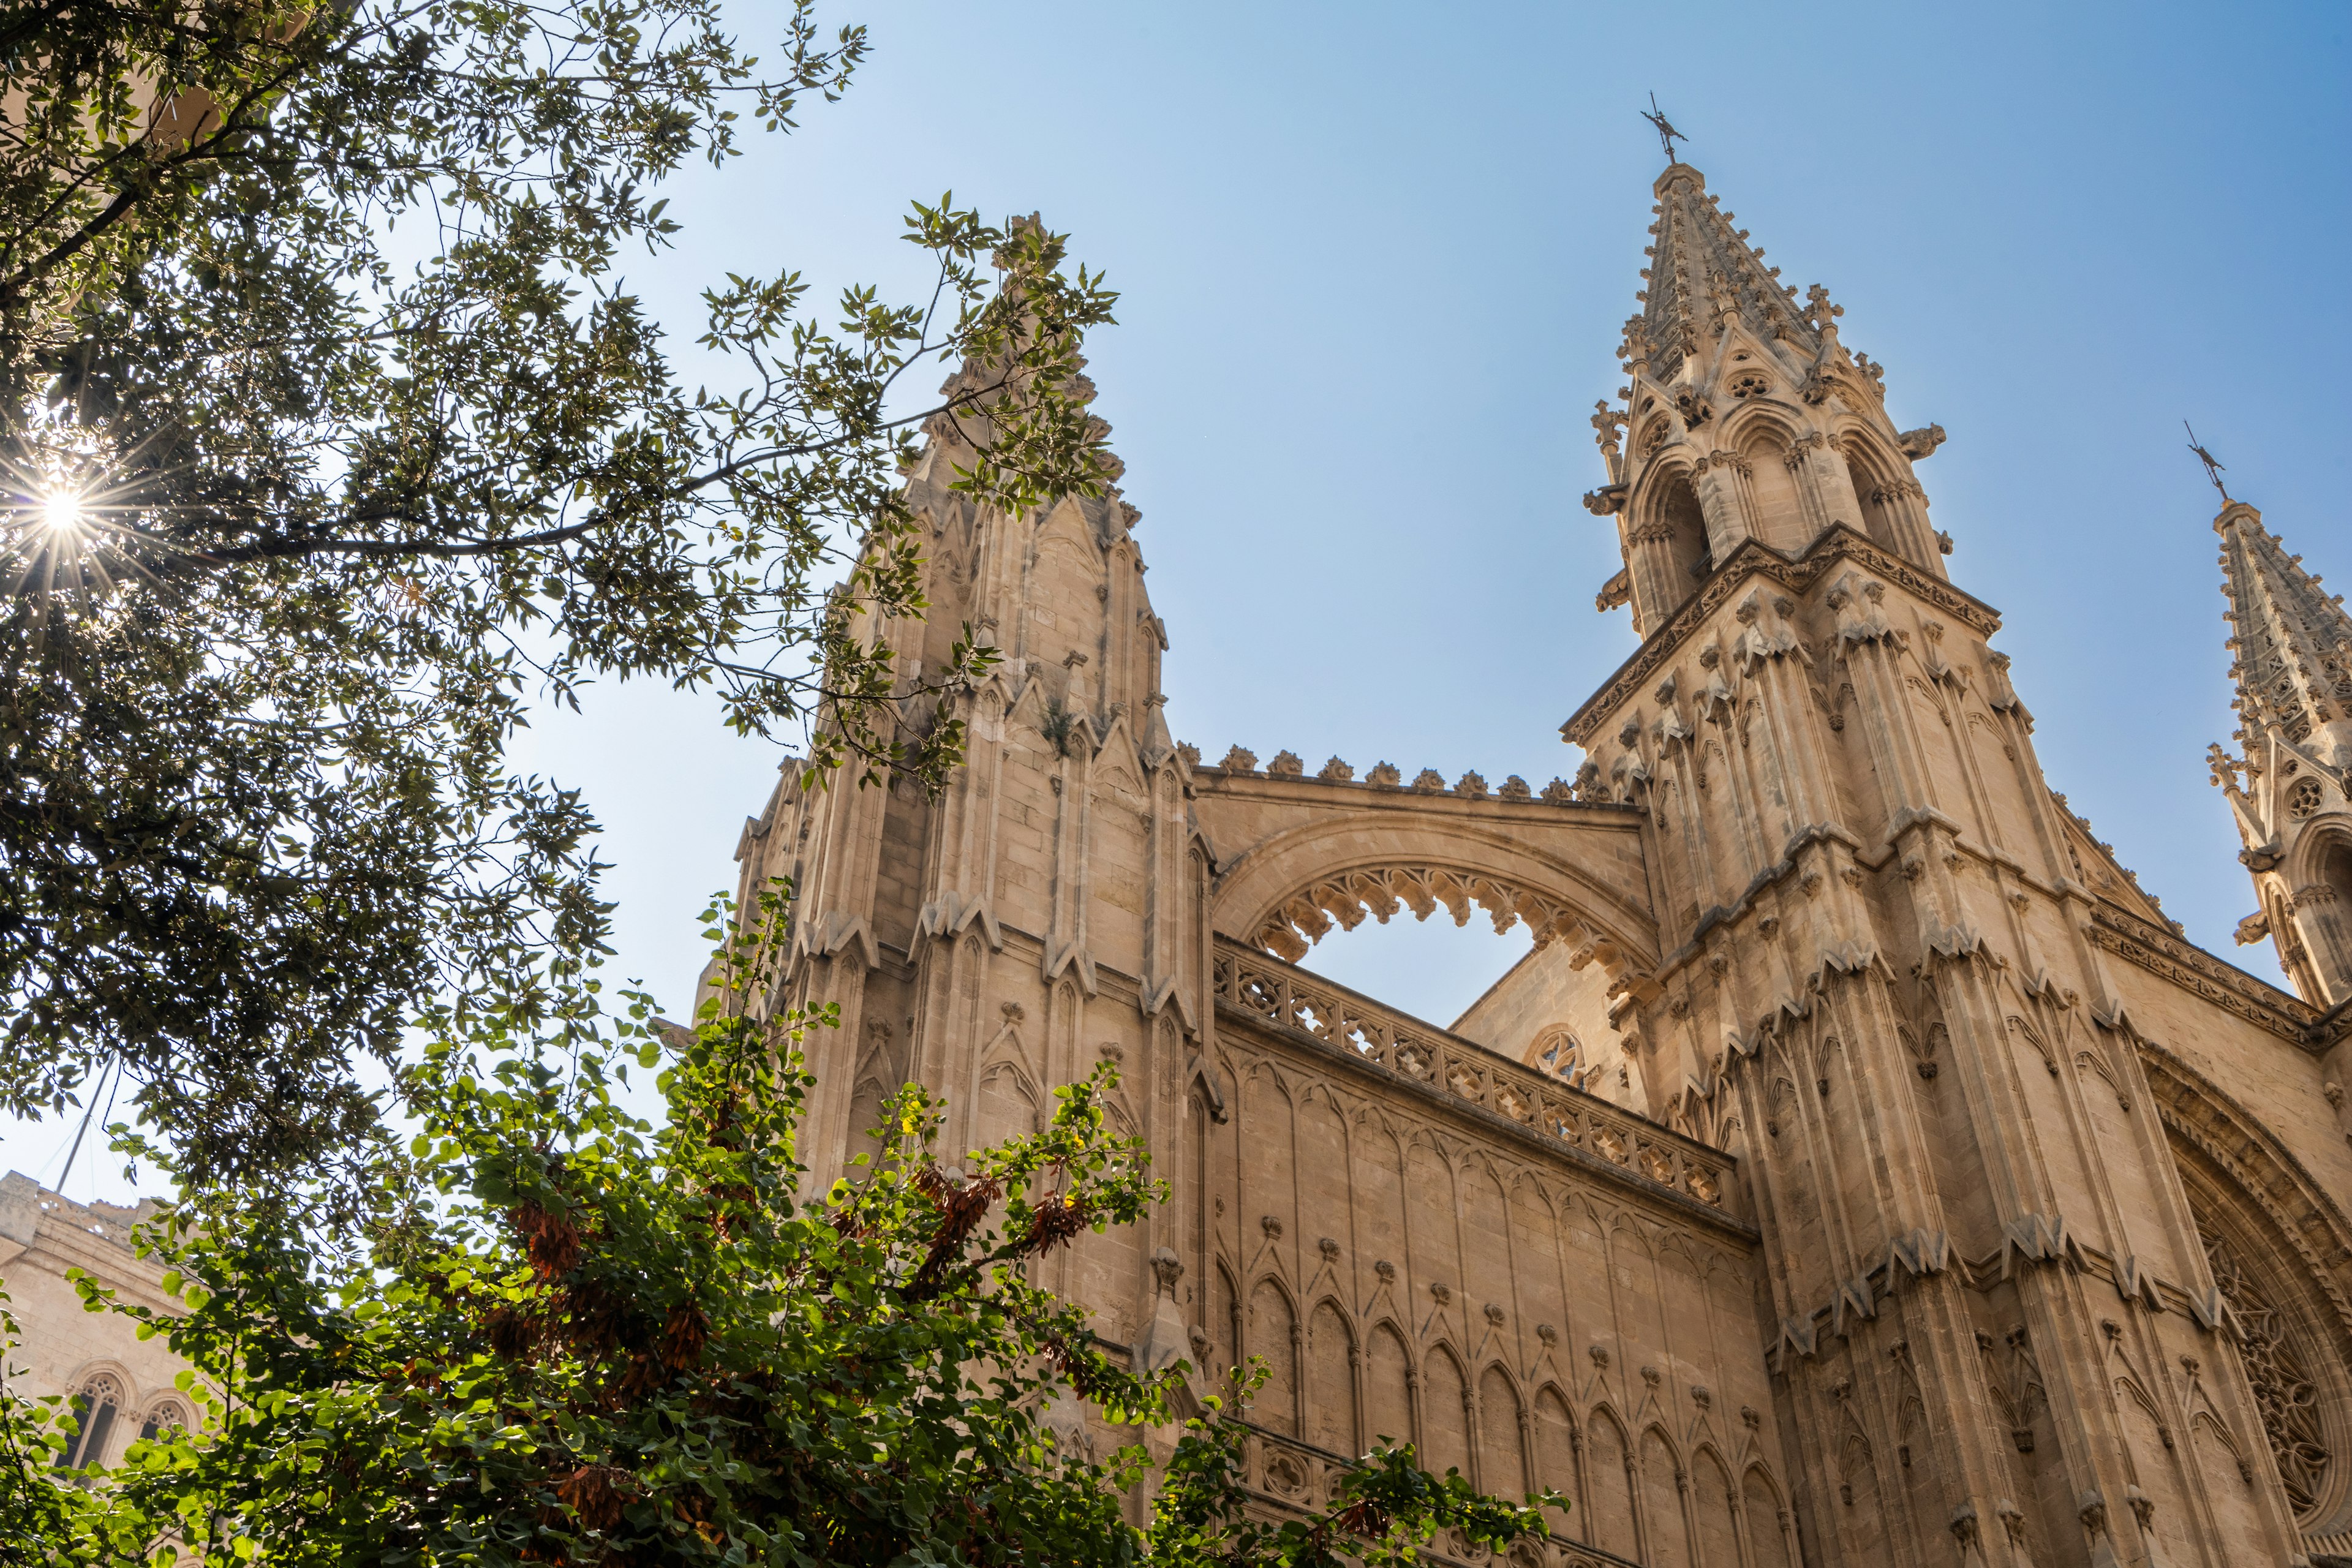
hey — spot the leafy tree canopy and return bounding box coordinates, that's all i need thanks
[1,902,1564,1566]
[0,0,1114,1193]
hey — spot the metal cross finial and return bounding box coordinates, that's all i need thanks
[2184,421,2231,502]
[1641,94,1686,166]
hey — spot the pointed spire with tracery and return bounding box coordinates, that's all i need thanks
[1588,160,1948,637]
[1630,164,1819,383]
[2215,500,2352,761]
[2208,497,2352,1007]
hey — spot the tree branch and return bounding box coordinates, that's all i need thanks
[192,516,605,565]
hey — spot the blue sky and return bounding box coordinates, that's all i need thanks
[13,0,2352,1200]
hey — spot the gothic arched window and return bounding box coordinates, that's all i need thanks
[1530,1027,1594,1093]
[58,1373,124,1469]
[1627,469,1710,632]
[137,1399,190,1446]
[1742,434,1806,551]
[2323,837,2352,915]
[1658,470,1709,584]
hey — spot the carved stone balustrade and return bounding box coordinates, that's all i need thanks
[1234,1422,1644,1568]
[1212,939,1740,1221]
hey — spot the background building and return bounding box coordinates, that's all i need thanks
[0,1172,190,1470]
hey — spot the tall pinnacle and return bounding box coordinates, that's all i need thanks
[1628,164,1820,383]
[2215,499,2352,766]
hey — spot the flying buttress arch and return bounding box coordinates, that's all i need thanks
[1190,768,1662,990]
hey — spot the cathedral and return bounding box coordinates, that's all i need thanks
[10,157,2352,1567]
[722,156,2352,1567]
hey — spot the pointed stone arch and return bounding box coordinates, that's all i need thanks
[970,1057,1041,1156]
[1833,422,1926,559]
[59,1363,135,1469]
[134,1395,192,1449]
[1624,456,1711,631]
[1477,1360,1529,1495]
[1689,1441,1741,1567]
[1363,1317,1416,1454]
[1637,1420,1690,1566]
[1247,1273,1302,1436]
[1743,1461,1796,1568]
[1581,1403,1640,1558]
[1209,1257,1243,1382]
[1192,772,1657,1011]
[1834,1427,1890,1559]
[1716,394,1809,451]
[1528,1382,1581,1538]
[1733,420,1810,552]
[1303,1295,1357,1457]
[1420,1341,1474,1480]
[2144,1036,2352,1532]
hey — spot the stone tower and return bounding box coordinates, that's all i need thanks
[1565,161,2305,1564]
[2209,499,2352,1014]
[722,369,1205,1380]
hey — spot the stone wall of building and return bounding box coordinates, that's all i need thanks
[1203,942,1787,1567]
[1453,943,1641,1110]
[0,1172,189,1469]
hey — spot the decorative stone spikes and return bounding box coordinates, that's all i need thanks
[1636,162,1815,381]
[2214,500,2352,756]
[1208,752,1583,806]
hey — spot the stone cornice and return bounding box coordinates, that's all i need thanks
[1561,524,2002,747]
[12,1218,176,1314]
[2085,903,2324,1049]
[1766,1218,2237,1373]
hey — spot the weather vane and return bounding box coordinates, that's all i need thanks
[1641,94,1686,166]
[2184,421,2231,502]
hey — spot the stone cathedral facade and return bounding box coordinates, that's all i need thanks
[720,160,2352,1568]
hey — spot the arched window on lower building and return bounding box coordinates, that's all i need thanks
[58,1373,124,1469]
[138,1399,190,1447]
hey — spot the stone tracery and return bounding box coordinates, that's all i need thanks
[2203,1222,2333,1513]
[1248,862,1626,969]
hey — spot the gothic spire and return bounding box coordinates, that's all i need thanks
[1628,163,1818,382]
[2215,499,2352,765]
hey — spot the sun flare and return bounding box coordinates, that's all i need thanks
[39,489,84,532]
